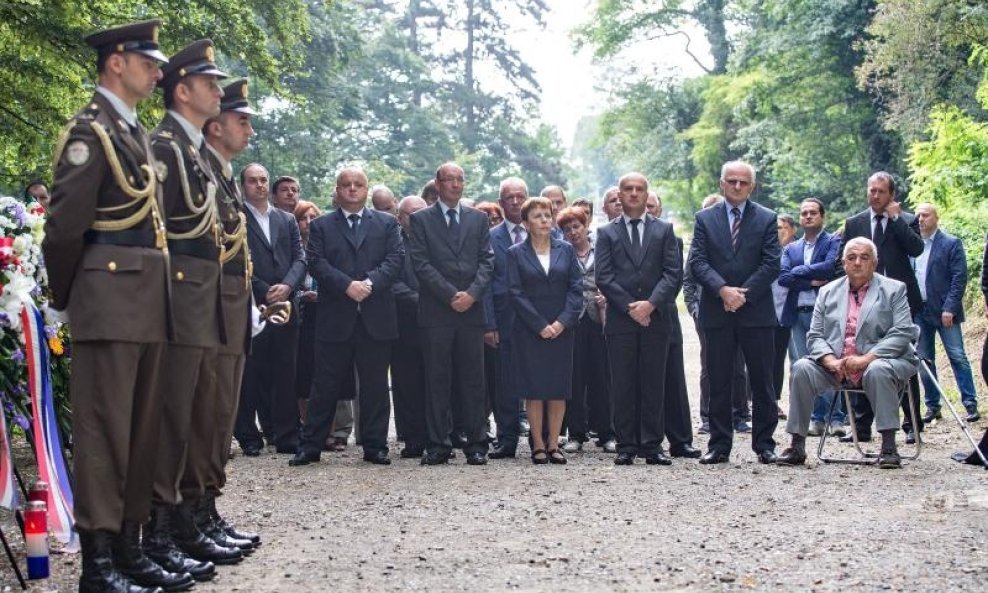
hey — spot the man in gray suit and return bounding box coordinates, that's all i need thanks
[777,237,918,468]
[407,161,495,465]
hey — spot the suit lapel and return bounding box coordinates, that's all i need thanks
[334,209,358,250]
[247,209,272,251]
[355,209,371,250]
[548,240,563,276]
[519,240,543,277]
[614,218,635,262]
[709,203,733,257]
[855,277,882,349]
[836,279,850,357]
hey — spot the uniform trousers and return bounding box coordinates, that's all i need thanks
[71,341,166,531]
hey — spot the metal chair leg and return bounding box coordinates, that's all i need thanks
[918,358,987,468]
[818,389,878,465]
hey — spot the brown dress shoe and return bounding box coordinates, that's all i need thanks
[775,447,807,466]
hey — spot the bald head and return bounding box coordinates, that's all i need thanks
[397,195,427,230]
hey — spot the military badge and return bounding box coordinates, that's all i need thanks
[65,141,91,166]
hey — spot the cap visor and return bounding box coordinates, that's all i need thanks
[227,106,258,115]
[137,49,169,63]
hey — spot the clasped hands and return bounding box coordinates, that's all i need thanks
[628,300,654,327]
[539,321,565,340]
[820,352,876,383]
[719,286,747,312]
[345,280,373,303]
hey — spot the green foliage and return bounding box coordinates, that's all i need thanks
[0,0,309,191]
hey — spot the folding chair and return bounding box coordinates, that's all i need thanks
[817,373,922,464]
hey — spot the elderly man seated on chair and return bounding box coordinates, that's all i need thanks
[777,237,918,469]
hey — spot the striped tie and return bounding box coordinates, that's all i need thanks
[730,207,741,250]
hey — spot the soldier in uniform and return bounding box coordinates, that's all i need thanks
[42,19,195,593]
[141,39,245,571]
[197,78,262,548]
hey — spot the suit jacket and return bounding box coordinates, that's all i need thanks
[841,208,924,314]
[507,238,583,335]
[407,202,494,327]
[689,199,780,329]
[916,230,967,326]
[42,91,169,343]
[152,113,224,347]
[778,230,841,327]
[807,273,918,365]
[245,203,307,322]
[483,221,517,337]
[306,208,403,342]
[595,214,682,335]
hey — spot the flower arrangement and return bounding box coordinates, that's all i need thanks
[0,196,72,441]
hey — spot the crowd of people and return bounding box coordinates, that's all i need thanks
[33,16,988,593]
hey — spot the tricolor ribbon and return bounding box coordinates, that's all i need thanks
[0,397,16,510]
[20,303,76,545]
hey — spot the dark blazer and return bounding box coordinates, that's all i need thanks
[43,92,169,343]
[407,202,494,327]
[689,199,780,329]
[306,208,403,341]
[595,214,683,335]
[246,204,307,321]
[483,221,516,337]
[393,230,420,319]
[916,230,967,325]
[507,238,583,335]
[778,230,841,327]
[841,208,924,314]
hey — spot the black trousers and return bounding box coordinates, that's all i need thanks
[299,323,392,456]
[564,315,613,443]
[235,320,299,451]
[696,316,750,423]
[392,316,427,450]
[663,329,694,450]
[421,325,488,455]
[704,325,777,454]
[773,325,791,401]
[606,330,670,456]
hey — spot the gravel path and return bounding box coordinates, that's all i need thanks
[21,314,988,591]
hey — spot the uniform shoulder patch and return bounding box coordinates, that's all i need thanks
[65,140,91,166]
[154,160,168,182]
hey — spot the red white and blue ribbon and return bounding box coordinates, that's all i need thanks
[0,400,16,510]
[20,303,75,545]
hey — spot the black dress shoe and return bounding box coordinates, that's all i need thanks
[699,450,730,464]
[275,445,298,454]
[288,451,320,466]
[241,444,261,457]
[363,451,391,465]
[878,450,902,469]
[921,409,942,424]
[904,430,917,445]
[643,452,672,465]
[756,450,778,464]
[465,452,488,465]
[965,410,981,422]
[614,452,635,465]
[775,447,807,466]
[400,446,424,459]
[420,451,451,465]
[669,444,702,459]
[489,445,517,459]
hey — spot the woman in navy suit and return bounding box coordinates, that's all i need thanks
[507,197,583,464]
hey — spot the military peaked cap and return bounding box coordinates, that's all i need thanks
[220,79,257,115]
[85,19,168,63]
[160,39,228,90]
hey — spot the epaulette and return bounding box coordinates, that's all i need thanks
[156,129,174,140]
[78,102,100,121]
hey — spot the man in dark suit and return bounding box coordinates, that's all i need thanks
[690,160,780,465]
[484,177,528,458]
[912,203,980,422]
[43,20,185,593]
[407,162,495,465]
[235,163,307,455]
[839,172,925,441]
[392,196,430,457]
[779,197,842,435]
[290,167,403,466]
[596,173,683,465]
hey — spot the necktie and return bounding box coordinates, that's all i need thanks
[348,213,360,235]
[630,219,642,259]
[512,225,524,245]
[447,209,460,241]
[873,214,885,273]
[730,207,742,250]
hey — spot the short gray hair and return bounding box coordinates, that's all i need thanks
[499,177,528,199]
[720,160,757,184]
[842,236,878,260]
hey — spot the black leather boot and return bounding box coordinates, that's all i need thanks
[206,493,260,545]
[80,529,164,593]
[195,497,254,553]
[171,499,243,565]
[112,521,195,592]
[143,505,216,582]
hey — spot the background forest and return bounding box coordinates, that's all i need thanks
[1,0,987,291]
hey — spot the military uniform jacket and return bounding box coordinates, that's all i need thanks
[205,147,252,355]
[152,113,222,348]
[42,92,169,344]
